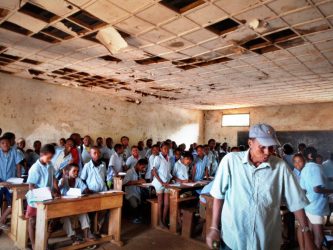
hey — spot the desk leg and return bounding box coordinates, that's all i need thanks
[169,191,178,234]
[35,205,48,250]
[10,190,19,240]
[205,201,213,237]
[109,207,123,246]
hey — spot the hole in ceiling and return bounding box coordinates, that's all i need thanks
[19,2,58,23]
[0,21,32,35]
[194,57,232,67]
[206,18,240,36]
[28,69,44,76]
[172,57,203,65]
[160,0,205,13]
[32,77,45,81]
[68,10,107,30]
[277,37,305,49]
[32,32,61,43]
[42,26,73,40]
[241,37,270,50]
[135,56,168,65]
[21,58,43,65]
[0,58,12,66]
[60,19,88,34]
[0,45,6,51]
[52,67,77,75]
[295,24,330,36]
[177,64,196,70]
[137,78,154,82]
[0,69,13,74]
[252,45,280,54]
[99,55,121,62]
[0,53,21,61]
[264,28,298,43]
[60,76,73,80]
[82,31,100,43]
[0,8,10,18]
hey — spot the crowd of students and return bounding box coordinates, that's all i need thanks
[1,128,333,249]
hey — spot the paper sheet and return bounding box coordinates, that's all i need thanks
[65,188,82,197]
[6,177,24,184]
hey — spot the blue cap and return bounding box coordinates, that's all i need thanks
[249,123,280,146]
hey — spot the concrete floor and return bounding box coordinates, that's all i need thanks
[0,222,208,250]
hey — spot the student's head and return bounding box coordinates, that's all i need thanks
[231,147,240,152]
[65,138,74,152]
[156,141,161,147]
[17,138,26,150]
[83,135,91,147]
[316,154,323,165]
[293,153,306,171]
[298,143,306,154]
[121,136,129,147]
[208,139,216,150]
[151,144,159,155]
[146,139,153,148]
[203,144,209,155]
[179,143,186,151]
[59,138,66,147]
[239,145,246,151]
[196,145,204,157]
[66,163,80,178]
[193,142,198,149]
[40,144,56,164]
[33,140,42,152]
[0,128,2,136]
[330,153,333,161]
[114,144,123,154]
[0,136,11,152]
[138,141,144,150]
[106,137,113,148]
[182,151,193,166]
[283,143,294,155]
[2,132,15,146]
[96,137,103,147]
[174,148,182,160]
[90,146,101,161]
[160,142,170,156]
[172,141,177,150]
[304,146,317,162]
[131,146,139,157]
[70,133,81,146]
[221,142,228,151]
[135,158,148,172]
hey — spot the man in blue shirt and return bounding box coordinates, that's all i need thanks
[207,123,314,250]
[0,134,23,230]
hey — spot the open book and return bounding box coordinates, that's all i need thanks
[26,187,53,207]
[62,188,83,199]
[6,177,24,184]
[183,181,210,187]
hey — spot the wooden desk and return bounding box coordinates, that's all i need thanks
[35,191,124,250]
[200,194,214,237]
[169,183,207,234]
[0,183,29,244]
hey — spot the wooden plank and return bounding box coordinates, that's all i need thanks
[58,235,113,250]
[201,194,214,237]
[109,207,123,246]
[16,216,28,249]
[169,188,180,234]
[35,204,49,250]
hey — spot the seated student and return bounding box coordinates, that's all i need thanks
[59,164,94,245]
[145,144,159,181]
[79,135,92,165]
[125,146,141,170]
[0,134,23,230]
[170,148,182,172]
[152,142,172,228]
[52,138,74,179]
[121,136,131,161]
[123,159,148,224]
[300,147,333,249]
[26,144,60,250]
[191,145,209,182]
[80,146,107,193]
[107,144,125,187]
[172,152,193,183]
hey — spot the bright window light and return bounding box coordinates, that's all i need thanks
[222,114,250,127]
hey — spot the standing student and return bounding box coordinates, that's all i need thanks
[138,141,146,159]
[282,143,295,170]
[103,137,115,166]
[300,146,332,249]
[298,143,307,155]
[145,144,159,181]
[121,136,131,161]
[59,138,66,148]
[80,135,92,165]
[123,159,148,224]
[323,152,333,226]
[52,138,74,179]
[145,139,153,158]
[125,146,141,170]
[0,135,23,230]
[207,139,219,176]
[107,144,125,186]
[192,145,209,182]
[172,152,193,183]
[26,140,42,169]
[170,148,182,172]
[80,146,107,193]
[59,164,94,245]
[25,144,60,250]
[152,142,172,228]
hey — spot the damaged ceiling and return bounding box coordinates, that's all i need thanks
[0,0,332,109]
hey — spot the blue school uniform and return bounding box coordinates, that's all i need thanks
[0,147,23,180]
[193,155,209,181]
[59,177,87,195]
[26,160,55,188]
[80,160,107,192]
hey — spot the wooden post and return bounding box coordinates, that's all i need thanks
[113,177,122,191]
[169,188,180,234]
[35,204,48,250]
[109,207,123,246]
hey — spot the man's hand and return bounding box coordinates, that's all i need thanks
[162,182,169,188]
[206,228,220,249]
[138,179,146,184]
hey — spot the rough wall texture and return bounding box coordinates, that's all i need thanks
[0,73,204,148]
[204,103,333,146]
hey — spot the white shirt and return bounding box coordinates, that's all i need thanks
[172,160,189,182]
[80,145,91,165]
[103,147,115,160]
[126,155,141,169]
[123,167,141,200]
[109,152,124,174]
[123,147,131,161]
[80,160,107,192]
[152,153,172,183]
[145,154,157,180]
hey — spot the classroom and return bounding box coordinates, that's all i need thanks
[0,0,333,250]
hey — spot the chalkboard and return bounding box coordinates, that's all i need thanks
[237,130,333,159]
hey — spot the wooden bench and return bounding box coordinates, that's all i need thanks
[181,208,196,239]
[147,199,158,228]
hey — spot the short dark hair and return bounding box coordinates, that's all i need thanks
[40,144,55,155]
[114,143,123,151]
[121,136,129,141]
[91,145,100,152]
[137,158,148,166]
[152,144,159,149]
[66,163,79,171]
[293,153,305,162]
[208,139,215,144]
[304,146,317,161]
[33,140,41,147]
[298,143,306,149]
[131,145,138,150]
[283,143,294,155]
[196,145,204,150]
[2,132,15,140]
[146,138,152,142]
[160,142,170,148]
[183,151,193,161]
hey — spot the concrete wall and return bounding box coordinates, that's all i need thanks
[0,73,204,148]
[204,102,333,146]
